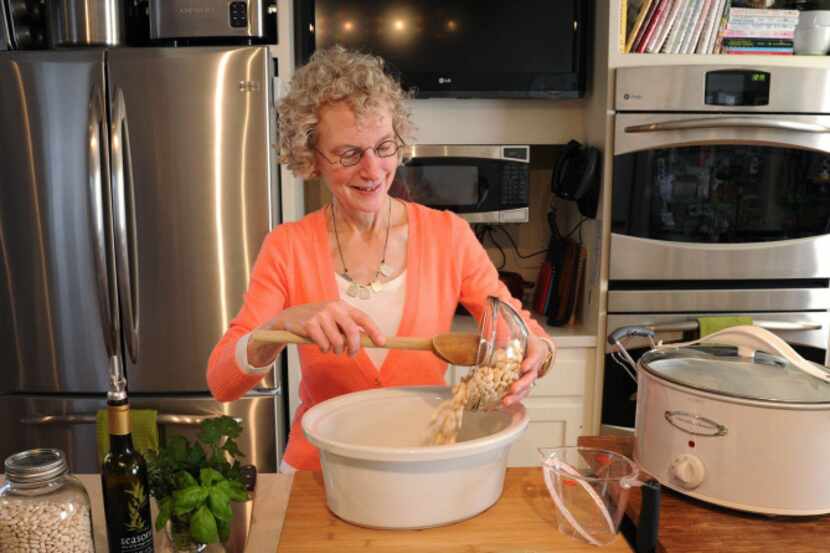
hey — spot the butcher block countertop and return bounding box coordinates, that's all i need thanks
[579,436,830,553]
[277,467,634,553]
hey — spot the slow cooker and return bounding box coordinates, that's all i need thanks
[609,324,830,516]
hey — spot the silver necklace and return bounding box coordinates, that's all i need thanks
[332,198,393,299]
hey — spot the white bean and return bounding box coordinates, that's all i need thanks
[0,500,94,553]
[427,345,523,445]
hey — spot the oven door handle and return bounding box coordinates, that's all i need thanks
[625,117,830,134]
[645,320,822,333]
[19,414,242,426]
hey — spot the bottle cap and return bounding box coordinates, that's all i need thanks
[4,448,68,485]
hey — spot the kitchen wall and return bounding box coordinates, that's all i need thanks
[304,101,589,310]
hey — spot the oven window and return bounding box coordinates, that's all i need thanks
[613,146,830,243]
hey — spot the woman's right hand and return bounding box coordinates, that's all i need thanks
[247,301,386,366]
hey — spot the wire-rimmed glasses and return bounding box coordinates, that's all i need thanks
[315,133,405,168]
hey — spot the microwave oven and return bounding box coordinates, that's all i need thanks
[396,145,530,224]
[149,0,270,41]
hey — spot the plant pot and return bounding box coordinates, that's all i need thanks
[165,516,206,553]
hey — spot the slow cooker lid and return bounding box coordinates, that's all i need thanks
[641,346,830,403]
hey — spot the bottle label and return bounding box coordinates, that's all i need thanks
[105,479,155,553]
[121,480,154,552]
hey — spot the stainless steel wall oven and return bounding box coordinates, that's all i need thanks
[603,65,830,431]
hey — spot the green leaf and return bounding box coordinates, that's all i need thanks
[200,467,223,487]
[190,505,219,544]
[168,435,189,463]
[216,416,242,439]
[174,470,198,490]
[186,442,207,467]
[217,518,231,543]
[208,486,233,522]
[155,496,174,531]
[173,485,208,515]
[223,439,244,459]
[216,479,249,502]
[198,418,222,446]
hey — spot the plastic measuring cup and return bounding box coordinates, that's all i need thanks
[539,446,649,546]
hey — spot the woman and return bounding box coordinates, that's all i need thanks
[207,46,556,472]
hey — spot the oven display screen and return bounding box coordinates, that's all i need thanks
[704,70,770,106]
[399,166,479,206]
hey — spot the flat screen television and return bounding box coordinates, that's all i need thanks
[293,0,590,99]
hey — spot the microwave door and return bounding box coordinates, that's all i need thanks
[401,145,529,224]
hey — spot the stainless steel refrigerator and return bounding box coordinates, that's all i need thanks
[0,46,284,472]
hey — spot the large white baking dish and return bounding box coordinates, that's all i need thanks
[302,385,528,529]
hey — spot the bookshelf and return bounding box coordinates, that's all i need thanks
[582,0,830,436]
[609,1,830,68]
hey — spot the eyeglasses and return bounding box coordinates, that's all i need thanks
[315,134,404,168]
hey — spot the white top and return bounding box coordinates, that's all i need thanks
[335,270,407,370]
[235,271,407,374]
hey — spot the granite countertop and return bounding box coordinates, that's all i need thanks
[76,473,294,553]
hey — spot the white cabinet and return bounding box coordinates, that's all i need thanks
[448,345,595,467]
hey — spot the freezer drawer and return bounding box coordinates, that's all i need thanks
[0,393,283,473]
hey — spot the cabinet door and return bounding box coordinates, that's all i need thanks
[452,347,594,467]
[507,399,583,467]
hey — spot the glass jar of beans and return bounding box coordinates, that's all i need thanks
[0,448,95,553]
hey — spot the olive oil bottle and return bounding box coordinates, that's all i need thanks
[101,392,155,553]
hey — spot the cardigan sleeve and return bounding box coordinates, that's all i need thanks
[453,214,548,339]
[206,227,292,401]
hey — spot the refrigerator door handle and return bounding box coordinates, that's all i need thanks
[111,88,140,363]
[20,414,243,426]
[88,82,119,359]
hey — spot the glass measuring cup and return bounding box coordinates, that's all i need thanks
[539,446,653,546]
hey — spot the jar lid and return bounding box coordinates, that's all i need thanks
[4,448,68,484]
[640,346,830,404]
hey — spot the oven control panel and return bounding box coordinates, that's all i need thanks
[705,70,770,107]
[616,65,830,113]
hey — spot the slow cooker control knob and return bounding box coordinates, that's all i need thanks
[669,454,705,489]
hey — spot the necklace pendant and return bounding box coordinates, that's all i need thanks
[370,280,383,293]
[346,282,360,298]
[379,263,393,277]
[358,286,370,300]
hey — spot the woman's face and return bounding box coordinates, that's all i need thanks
[313,101,399,216]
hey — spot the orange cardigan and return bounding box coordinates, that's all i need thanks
[207,201,546,470]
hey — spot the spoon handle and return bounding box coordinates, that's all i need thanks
[251,330,434,351]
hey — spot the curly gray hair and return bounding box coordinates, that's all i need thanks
[277,46,415,179]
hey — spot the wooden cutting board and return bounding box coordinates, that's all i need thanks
[578,435,830,553]
[277,467,634,553]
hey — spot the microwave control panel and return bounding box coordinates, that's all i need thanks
[501,164,529,206]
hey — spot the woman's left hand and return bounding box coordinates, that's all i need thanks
[502,335,555,407]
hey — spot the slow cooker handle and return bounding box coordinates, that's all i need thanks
[673,325,830,384]
[607,325,656,345]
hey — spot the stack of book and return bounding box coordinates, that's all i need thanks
[721,7,799,55]
[622,0,732,54]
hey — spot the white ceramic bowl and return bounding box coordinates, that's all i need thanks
[302,385,528,529]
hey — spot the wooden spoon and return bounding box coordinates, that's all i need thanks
[251,329,481,366]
